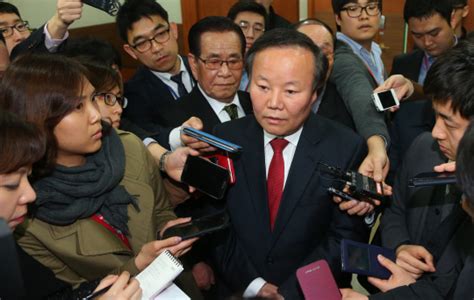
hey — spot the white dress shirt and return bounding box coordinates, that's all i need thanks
[151,55,194,99]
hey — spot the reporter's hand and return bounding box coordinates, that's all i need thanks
[163,147,199,182]
[257,283,284,300]
[340,288,369,300]
[359,136,390,183]
[395,244,436,278]
[192,262,215,290]
[56,0,83,25]
[368,255,417,292]
[375,74,414,111]
[95,272,141,300]
[433,161,456,173]
[180,117,217,153]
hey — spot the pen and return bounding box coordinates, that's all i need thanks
[82,283,112,300]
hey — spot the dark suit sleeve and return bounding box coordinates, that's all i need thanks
[10,24,68,60]
[379,135,428,250]
[123,85,174,149]
[212,226,261,293]
[278,136,369,298]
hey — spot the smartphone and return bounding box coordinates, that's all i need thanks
[372,89,399,112]
[161,212,230,240]
[182,127,242,153]
[341,239,396,279]
[408,171,456,187]
[82,0,121,16]
[296,260,341,300]
[328,187,356,202]
[181,155,229,199]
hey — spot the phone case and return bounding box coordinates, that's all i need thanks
[296,260,341,300]
[162,213,230,240]
[181,156,229,199]
[408,172,457,187]
[341,239,396,279]
[182,127,242,153]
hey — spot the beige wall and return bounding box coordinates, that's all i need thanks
[7,0,308,29]
[7,0,182,28]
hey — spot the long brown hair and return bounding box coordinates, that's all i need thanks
[0,54,89,176]
[0,110,46,174]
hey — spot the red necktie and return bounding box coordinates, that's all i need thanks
[267,138,289,230]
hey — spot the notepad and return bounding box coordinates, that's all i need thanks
[135,250,184,300]
[154,283,190,300]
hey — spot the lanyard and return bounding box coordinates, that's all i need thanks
[91,214,131,250]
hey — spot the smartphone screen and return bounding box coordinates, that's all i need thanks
[377,90,398,109]
[161,213,229,240]
[181,156,229,199]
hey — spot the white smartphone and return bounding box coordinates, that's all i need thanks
[372,89,399,111]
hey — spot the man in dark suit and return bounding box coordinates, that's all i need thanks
[213,28,368,299]
[389,0,457,172]
[0,1,82,59]
[117,0,195,148]
[340,40,474,300]
[167,16,253,150]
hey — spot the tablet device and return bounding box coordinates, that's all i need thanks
[181,155,229,199]
[297,260,341,300]
[408,171,456,187]
[161,212,230,240]
[341,239,396,279]
[182,127,242,153]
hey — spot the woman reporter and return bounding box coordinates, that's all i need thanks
[0,54,198,294]
[0,110,141,299]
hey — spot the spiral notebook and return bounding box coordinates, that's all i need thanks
[135,250,185,300]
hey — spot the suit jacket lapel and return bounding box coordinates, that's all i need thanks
[241,118,272,237]
[189,88,222,132]
[271,115,325,241]
[237,91,253,116]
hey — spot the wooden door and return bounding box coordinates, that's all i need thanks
[180,0,299,54]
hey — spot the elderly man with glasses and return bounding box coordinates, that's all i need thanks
[0,0,82,59]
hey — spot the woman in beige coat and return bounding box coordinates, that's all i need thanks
[0,54,198,293]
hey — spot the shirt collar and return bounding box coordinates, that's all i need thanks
[263,126,303,148]
[197,84,242,115]
[151,55,188,80]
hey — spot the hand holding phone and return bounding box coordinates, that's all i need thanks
[341,239,396,279]
[372,89,399,112]
[182,127,242,153]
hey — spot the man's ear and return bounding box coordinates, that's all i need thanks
[188,53,199,80]
[310,88,318,106]
[335,14,342,27]
[462,5,470,18]
[123,44,138,60]
[170,22,179,40]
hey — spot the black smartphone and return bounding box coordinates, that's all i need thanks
[328,187,356,202]
[341,239,396,279]
[408,171,456,187]
[82,0,121,16]
[161,212,230,240]
[181,155,229,199]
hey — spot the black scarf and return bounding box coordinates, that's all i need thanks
[33,127,138,235]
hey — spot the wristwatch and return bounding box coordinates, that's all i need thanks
[159,150,172,172]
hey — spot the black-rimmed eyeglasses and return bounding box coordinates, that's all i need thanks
[131,28,170,53]
[0,21,30,38]
[341,2,380,18]
[92,92,127,108]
